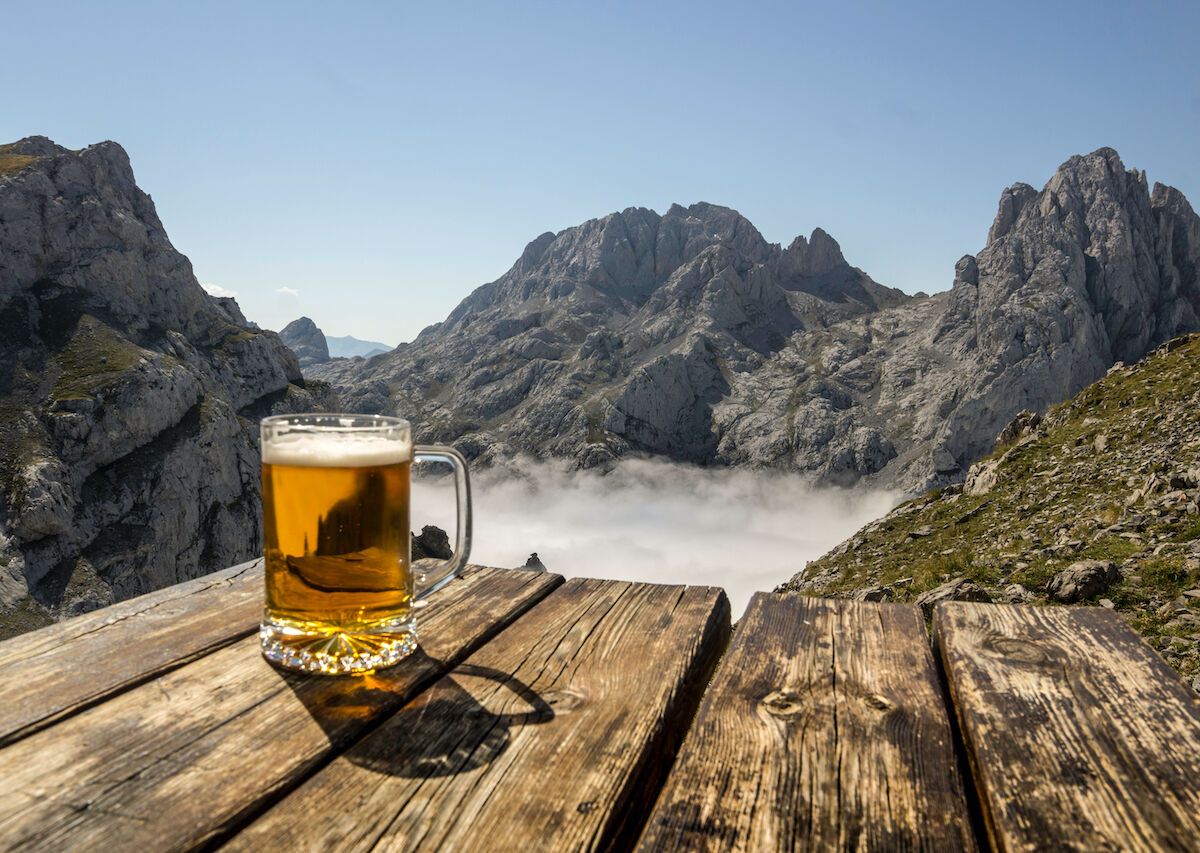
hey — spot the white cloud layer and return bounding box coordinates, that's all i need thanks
[276,286,299,297]
[412,457,898,617]
[202,282,237,298]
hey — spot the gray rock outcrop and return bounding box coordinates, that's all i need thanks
[313,149,1200,493]
[521,552,548,572]
[1047,560,1121,603]
[411,525,452,560]
[0,137,336,630]
[279,317,330,367]
[914,577,992,617]
[326,335,391,359]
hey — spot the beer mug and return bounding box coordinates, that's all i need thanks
[258,414,472,675]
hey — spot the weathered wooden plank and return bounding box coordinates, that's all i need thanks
[225,578,732,852]
[934,601,1200,852]
[0,566,562,852]
[638,593,979,852]
[0,558,264,746]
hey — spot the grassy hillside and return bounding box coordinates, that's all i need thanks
[0,143,37,176]
[783,334,1200,686]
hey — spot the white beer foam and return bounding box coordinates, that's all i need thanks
[262,432,412,467]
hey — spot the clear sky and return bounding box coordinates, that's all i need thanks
[4,0,1198,344]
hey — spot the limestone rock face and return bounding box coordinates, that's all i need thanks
[0,137,335,629]
[313,149,1200,493]
[279,317,330,366]
[309,203,907,478]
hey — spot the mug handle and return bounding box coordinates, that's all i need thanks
[412,445,473,601]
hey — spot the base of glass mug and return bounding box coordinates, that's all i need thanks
[260,612,418,675]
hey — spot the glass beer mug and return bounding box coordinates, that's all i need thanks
[258,414,472,675]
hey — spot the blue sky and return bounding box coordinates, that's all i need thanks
[4,0,1198,344]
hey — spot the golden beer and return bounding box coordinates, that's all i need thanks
[260,420,414,673]
[259,414,472,676]
[263,459,411,618]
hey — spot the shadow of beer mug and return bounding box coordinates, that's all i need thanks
[335,663,554,778]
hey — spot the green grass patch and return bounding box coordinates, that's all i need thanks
[0,597,53,641]
[222,329,258,347]
[52,314,144,400]
[0,143,37,177]
[0,153,36,176]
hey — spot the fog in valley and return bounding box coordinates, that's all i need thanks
[413,458,899,617]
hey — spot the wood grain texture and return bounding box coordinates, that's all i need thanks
[0,567,561,852]
[0,558,264,746]
[934,602,1200,852]
[225,577,732,852]
[638,593,978,852]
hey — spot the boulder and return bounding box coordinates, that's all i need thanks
[915,577,992,617]
[850,585,891,602]
[1001,583,1034,604]
[964,458,1002,496]
[412,525,453,561]
[996,410,1043,448]
[521,552,548,572]
[1046,560,1121,603]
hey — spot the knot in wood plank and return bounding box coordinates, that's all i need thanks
[981,634,1055,667]
[541,687,587,712]
[862,692,894,712]
[760,689,804,717]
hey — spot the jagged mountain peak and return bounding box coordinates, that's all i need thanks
[782,227,848,277]
[313,149,1200,495]
[987,183,1039,243]
[987,147,1150,244]
[279,317,331,367]
[438,202,802,335]
[3,136,69,158]
[1059,145,1126,174]
[2,136,138,182]
[1152,180,1197,213]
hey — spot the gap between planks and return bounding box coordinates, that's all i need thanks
[638,593,979,852]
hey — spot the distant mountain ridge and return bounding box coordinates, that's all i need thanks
[312,149,1200,491]
[326,334,391,359]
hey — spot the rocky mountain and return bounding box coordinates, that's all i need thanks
[782,335,1200,688]
[326,334,391,359]
[279,318,391,364]
[313,149,1200,492]
[279,316,330,366]
[0,137,335,636]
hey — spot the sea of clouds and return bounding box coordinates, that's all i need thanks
[413,457,898,618]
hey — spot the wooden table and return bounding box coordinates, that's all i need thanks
[1,562,1199,851]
